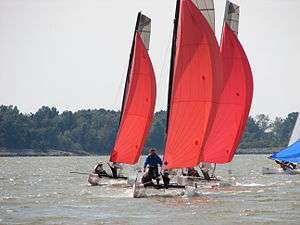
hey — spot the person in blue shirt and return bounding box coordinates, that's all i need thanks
[143,148,163,185]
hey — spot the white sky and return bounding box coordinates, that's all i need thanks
[0,0,299,118]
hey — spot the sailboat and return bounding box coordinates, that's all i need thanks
[200,1,254,165]
[263,112,300,175]
[163,0,223,170]
[133,0,224,195]
[174,0,253,186]
[88,12,156,185]
[132,0,254,195]
[163,0,226,187]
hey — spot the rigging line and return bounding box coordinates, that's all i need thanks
[113,62,128,111]
[194,0,201,10]
[70,171,89,175]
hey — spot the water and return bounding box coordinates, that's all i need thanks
[0,155,299,225]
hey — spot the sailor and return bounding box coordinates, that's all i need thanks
[108,162,123,178]
[285,162,296,170]
[141,172,153,187]
[94,162,108,178]
[275,160,290,171]
[143,148,163,185]
[289,163,297,170]
[275,160,294,170]
[200,163,212,180]
[187,167,200,177]
[181,168,188,176]
[161,170,171,188]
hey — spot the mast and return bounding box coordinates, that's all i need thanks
[118,12,142,126]
[166,0,180,135]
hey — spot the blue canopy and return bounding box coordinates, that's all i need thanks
[270,140,300,163]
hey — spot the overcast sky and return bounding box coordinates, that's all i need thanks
[0,0,299,118]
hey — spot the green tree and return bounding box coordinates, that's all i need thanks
[0,104,298,155]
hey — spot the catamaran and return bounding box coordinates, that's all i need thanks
[263,112,300,175]
[88,12,156,185]
[200,0,253,173]
[133,0,254,196]
[201,0,253,163]
[133,0,224,196]
[172,0,253,186]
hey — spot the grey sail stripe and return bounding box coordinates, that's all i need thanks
[137,13,151,50]
[191,0,215,32]
[226,18,239,22]
[223,0,239,36]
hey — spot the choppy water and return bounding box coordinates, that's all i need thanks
[0,155,299,225]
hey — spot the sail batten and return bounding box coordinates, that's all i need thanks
[191,0,215,31]
[163,0,223,169]
[110,13,156,165]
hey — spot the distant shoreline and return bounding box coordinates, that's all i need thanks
[0,147,281,157]
[0,148,91,157]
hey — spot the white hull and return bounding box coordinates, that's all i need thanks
[88,173,102,186]
[262,167,300,175]
[132,181,187,198]
[132,182,145,198]
[132,177,233,198]
[88,173,129,186]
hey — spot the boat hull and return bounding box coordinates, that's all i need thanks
[87,173,128,186]
[262,167,300,175]
[132,181,186,198]
[88,173,102,186]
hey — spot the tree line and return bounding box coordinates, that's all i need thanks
[0,105,298,155]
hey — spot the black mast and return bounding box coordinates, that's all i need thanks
[165,0,180,134]
[118,12,142,126]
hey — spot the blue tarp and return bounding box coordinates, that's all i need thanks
[270,140,300,163]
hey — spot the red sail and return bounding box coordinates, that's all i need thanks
[201,23,253,163]
[163,0,223,169]
[110,33,156,164]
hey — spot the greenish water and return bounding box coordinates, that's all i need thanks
[0,155,299,225]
